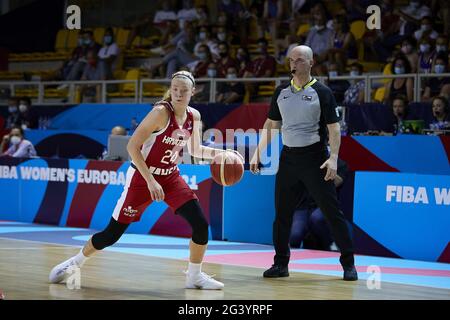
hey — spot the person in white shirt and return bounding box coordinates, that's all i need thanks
[396,0,432,36]
[0,127,37,158]
[414,16,439,41]
[98,28,120,80]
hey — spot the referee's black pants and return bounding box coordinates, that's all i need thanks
[273,142,355,268]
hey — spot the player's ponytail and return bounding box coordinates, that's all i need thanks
[163,89,171,102]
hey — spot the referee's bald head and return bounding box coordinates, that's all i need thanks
[288,45,314,76]
[289,45,313,61]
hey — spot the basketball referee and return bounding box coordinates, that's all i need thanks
[250,45,358,281]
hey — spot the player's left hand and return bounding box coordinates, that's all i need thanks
[225,149,244,163]
[320,158,337,181]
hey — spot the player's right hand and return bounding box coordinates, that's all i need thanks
[249,152,260,175]
[147,178,165,202]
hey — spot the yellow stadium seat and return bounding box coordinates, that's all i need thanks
[67,29,80,50]
[382,63,392,84]
[296,24,310,36]
[350,20,366,40]
[55,29,69,52]
[94,27,105,44]
[123,68,140,92]
[116,28,131,48]
[374,87,385,102]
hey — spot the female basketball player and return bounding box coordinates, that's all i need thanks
[49,70,242,290]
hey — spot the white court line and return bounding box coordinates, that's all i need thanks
[0,247,72,250]
[0,236,81,249]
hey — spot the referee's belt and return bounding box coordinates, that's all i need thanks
[130,162,178,176]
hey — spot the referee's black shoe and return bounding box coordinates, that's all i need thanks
[343,265,358,281]
[263,264,289,278]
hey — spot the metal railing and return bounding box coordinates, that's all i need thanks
[1,73,449,105]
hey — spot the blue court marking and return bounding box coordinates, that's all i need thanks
[291,269,450,290]
[291,256,450,271]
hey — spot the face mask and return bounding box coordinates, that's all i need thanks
[217,33,226,41]
[227,73,237,79]
[10,136,21,145]
[223,0,231,4]
[197,52,207,60]
[83,39,91,46]
[420,44,430,53]
[207,69,217,77]
[315,25,325,31]
[401,44,412,54]
[434,64,445,74]
[436,45,447,52]
[8,106,18,113]
[257,46,265,54]
[421,24,431,32]
[104,35,112,44]
[394,67,405,74]
[199,32,207,40]
[19,104,28,113]
[329,71,338,77]
[350,71,359,77]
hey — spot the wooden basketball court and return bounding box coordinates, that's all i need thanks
[1,237,449,300]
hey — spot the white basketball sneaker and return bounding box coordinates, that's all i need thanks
[185,271,224,290]
[49,257,80,284]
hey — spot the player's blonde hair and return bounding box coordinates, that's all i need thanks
[163,71,196,101]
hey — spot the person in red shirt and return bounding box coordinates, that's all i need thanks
[243,38,276,96]
[49,70,243,290]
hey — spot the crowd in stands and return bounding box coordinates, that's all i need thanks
[1,0,449,135]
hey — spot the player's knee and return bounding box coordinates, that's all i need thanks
[91,218,128,250]
[192,216,209,245]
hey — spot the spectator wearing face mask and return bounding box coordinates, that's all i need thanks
[384,56,414,104]
[395,0,432,37]
[235,46,251,77]
[327,62,350,104]
[435,34,449,56]
[418,37,436,73]
[216,42,237,78]
[191,45,214,78]
[217,66,245,104]
[17,97,37,129]
[192,62,217,103]
[414,16,438,41]
[400,37,419,73]
[0,127,37,158]
[243,38,276,97]
[343,63,365,105]
[304,6,333,75]
[64,30,101,81]
[429,96,450,131]
[327,14,357,74]
[80,50,102,102]
[193,25,220,60]
[97,28,120,80]
[423,54,450,101]
[5,97,21,129]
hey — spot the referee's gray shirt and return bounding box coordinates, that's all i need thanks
[268,78,341,147]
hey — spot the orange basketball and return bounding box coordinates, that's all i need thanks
[210,152,244,186]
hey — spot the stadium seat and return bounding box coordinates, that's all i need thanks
[374,87,385,102]
[116,28,131,48]
[55,29,69,52]
[94,27,106,45]
[350,20,366,60]
[296,24,310,36]
[67,29,80,51]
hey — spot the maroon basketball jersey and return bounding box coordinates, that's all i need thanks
[136,101,194,177]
